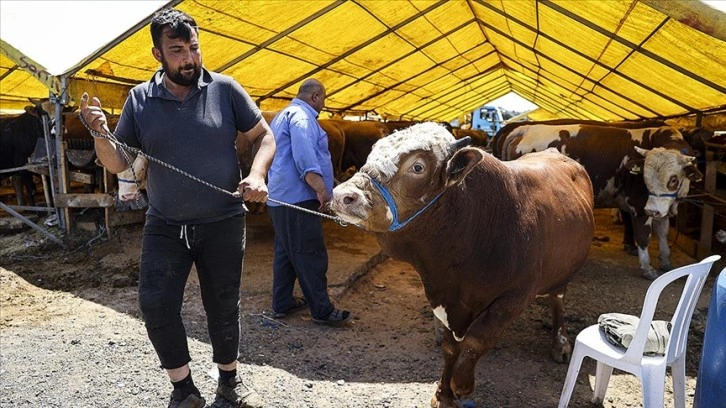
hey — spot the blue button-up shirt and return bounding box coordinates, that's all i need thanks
[267,98,333,206]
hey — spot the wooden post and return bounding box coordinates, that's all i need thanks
[103,167,113,238]
[698,151,716,259]
[40,174,52,207]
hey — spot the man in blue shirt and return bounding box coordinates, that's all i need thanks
[267,79,352,325]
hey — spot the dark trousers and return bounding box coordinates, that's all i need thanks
[268,200,333,320]
[138,214,245,369]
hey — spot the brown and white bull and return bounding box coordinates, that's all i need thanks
[494,124,702,280]
[330,123,595,407]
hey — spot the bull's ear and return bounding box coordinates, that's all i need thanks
[445,147,483,187]
[684,164,703,182]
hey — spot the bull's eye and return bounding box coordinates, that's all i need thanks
[412,163,424,174]
[667,175,679,191]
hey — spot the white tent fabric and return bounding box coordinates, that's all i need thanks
[0,1,169,76]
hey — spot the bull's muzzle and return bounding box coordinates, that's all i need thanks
[331,178,369,225]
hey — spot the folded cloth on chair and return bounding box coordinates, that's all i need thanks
[598,313,672,356]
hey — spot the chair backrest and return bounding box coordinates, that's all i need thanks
[621,255,721,365]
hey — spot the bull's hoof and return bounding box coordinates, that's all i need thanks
[624,244,638,256]
[551,342,572,364]
[642,269,659,280]
[431,383,456,408]
[431,395,456,408]
[659,264,673,272]
[450,375,475,399]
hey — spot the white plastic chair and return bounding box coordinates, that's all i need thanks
[558,255,721,408]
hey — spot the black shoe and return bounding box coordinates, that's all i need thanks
[211,374,263,408]
[168,389,205,408]
[312,308,352,325]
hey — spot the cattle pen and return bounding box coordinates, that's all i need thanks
[1,205,723,407]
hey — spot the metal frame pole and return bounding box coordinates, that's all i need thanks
[40,115,60,221]
[50,78,70,231]
[0,202,64,246]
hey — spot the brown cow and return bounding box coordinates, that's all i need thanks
[333,120,389,173]
[330,123,594,407]
[334,120,455,176]
[452,128,488,148]
[494,123,702,280]
[489,118,668,156]
[317,119,346,179]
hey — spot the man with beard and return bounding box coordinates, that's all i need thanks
[80,8,274,408]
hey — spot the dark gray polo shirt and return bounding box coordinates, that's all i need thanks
[114,68,261,225]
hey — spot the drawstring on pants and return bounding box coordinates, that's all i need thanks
[179,225,190,249]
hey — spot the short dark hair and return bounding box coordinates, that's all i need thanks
[150,8,198,48]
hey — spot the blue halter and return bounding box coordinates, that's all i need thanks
[369,176,444,232]
[649,191,678,198]
[648,179,682,198]
[364,135,472,232]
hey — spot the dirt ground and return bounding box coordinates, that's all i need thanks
[0,208,723,408]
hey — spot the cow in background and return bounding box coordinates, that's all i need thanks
[317,119,346,179]
[491,118,707,254]
[490,117,710,168]
[494,124,701,280]
[331,124,594,407]
[335,120,389,174]
[452,128,489,148]
[490,118,669,154]
[0,99,54,206]
[331,120,454,179]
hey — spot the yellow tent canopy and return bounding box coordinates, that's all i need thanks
[2,0,725,122]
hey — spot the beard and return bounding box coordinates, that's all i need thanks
[161,57,201,87]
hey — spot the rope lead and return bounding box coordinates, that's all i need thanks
[77,113,348,226]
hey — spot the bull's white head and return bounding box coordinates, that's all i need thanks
[331,123,481,232]
[633,146,701,218]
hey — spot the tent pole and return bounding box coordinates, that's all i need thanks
[51,77,71,231]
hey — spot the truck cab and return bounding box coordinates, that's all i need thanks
[471,105,504,138]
